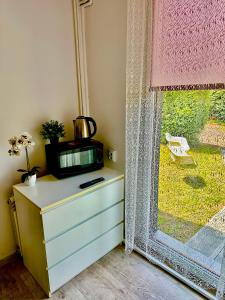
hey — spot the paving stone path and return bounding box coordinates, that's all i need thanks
[199,123,225,147]
[187,206,225,258]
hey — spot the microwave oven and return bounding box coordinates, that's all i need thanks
[45,139,104,179]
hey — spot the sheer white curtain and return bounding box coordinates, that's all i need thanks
[125,0,162,253]
[125,1,225,298]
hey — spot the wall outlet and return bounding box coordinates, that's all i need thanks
[108,149,117,162]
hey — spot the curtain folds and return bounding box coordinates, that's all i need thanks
[125,0,162,253]
[125,0,225,297]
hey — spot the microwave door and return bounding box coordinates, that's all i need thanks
[72,152,80,166]
[59,151,75,168]
[80,149,95,165]
[59,154,67,168]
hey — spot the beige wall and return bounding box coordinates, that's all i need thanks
[85,0,127,171]
[0,0,77,260]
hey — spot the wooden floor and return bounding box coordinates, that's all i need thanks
[0,246,205,300]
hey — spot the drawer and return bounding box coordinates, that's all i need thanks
[45,201,124,268]
[42,179,124,241]
[48,223,124,293]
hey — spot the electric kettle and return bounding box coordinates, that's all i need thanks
[73,116,97,139]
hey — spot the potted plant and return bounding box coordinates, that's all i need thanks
[8,132,40,186]
[40,120,65,144]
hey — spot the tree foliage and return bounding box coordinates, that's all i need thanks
[209,91,225,122]
[161,90,211,145]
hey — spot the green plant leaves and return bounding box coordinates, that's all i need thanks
[18,166,40,181]
[21,173,28,183]
[31,166,40,173]
[17,169,27,172]
[40,120,65,140]
[161,90,212,145]
[210,91,225,122]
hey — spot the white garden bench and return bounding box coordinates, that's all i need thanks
[165,133,196,165]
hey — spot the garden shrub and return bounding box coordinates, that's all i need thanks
[161,90,211,145]
[209,91,225,123]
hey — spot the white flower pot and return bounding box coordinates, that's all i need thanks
[25,174,36,187]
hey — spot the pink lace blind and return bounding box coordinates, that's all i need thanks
[151,0,225,90]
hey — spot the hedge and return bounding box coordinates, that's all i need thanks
[161,90,211,145]
[209,91,225,123]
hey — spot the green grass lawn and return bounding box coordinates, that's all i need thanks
[158,144,225,243]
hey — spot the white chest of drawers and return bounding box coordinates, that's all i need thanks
[13,167,124,296]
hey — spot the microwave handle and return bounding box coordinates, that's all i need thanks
[87,117,97,138]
